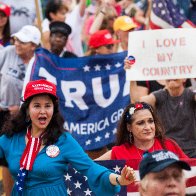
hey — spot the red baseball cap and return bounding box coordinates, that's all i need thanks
[23,79,57,101]
[0,2,11,17]
[89,29,120,48]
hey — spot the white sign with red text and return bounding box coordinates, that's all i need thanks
[126,28,196,81]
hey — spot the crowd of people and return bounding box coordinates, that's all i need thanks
[0,0,195,195]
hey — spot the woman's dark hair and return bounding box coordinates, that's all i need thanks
[45,0,67,21]
[1,94,66,145]
[2,14,11,45]
[116,102,166,147]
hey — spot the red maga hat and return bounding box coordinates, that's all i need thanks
[0,2,11,17]
[23,79,57,101]
[88,29,120,48]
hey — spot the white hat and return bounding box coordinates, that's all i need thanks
[12,25,41,45]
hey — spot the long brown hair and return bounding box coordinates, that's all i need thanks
[116,102,166,147]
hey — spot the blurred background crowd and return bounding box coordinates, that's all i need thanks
[0,0,195,195]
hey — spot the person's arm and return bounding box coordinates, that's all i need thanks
[41,19,50,50]
[42,31,50,50]
[89,6,106,34]
[130,82,149,103]
[143,0,152,29]
[79,0,87,17]
[95,150,112,160]
[109,165,135,186]
[95,151,136,185]
[89,0,116,34]
[64,132,136,194]
[0,137,14,195]
[2,167,14,196]
[124,58,149,103]
[139,93,156,108]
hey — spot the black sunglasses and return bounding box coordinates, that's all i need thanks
[104,44,114,49]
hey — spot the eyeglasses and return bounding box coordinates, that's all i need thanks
[0,12,7,18]
[104,44,114,49]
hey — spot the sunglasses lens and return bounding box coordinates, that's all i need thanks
[105,44,114,49]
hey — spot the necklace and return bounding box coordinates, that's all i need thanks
[135,141,155,159]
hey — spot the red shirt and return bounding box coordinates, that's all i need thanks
[111,138,188,160]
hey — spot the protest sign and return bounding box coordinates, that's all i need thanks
[126,28,196,81]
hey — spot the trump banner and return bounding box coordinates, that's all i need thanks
[126,28,196,81]
[64,159,196,195]
[29,48,130,150]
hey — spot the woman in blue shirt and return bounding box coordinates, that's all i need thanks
[0,79,135,195]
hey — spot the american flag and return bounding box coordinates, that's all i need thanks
[64,159,196,196]
[64,160,127,196]
[15,167,28,193]
[150,0,195,29]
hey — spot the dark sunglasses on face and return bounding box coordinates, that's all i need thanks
[0,12,6,18]
[104,44,114,49]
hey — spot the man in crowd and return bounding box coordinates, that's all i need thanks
[139,150,191,196]
[49,21,77,58]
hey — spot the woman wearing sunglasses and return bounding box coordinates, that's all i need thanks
[86,29,120,56]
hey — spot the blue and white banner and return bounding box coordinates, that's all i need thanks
[30,48,130,150]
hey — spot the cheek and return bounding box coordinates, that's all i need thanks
[130,124,139,133]
[152,124,156,131]
[15,46,21,53]
[95,48,104,55]
[16,46,26,54]
[145,182,163,194]
[131,127,140,137]
[0,18,7,25]
[49,109,54,117]
[58,14,65,21]
[29,110,38,120]
[24,46,34,53]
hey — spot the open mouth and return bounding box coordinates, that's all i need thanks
[38,117,47,124]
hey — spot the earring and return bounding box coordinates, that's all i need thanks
[129,132,133,143]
